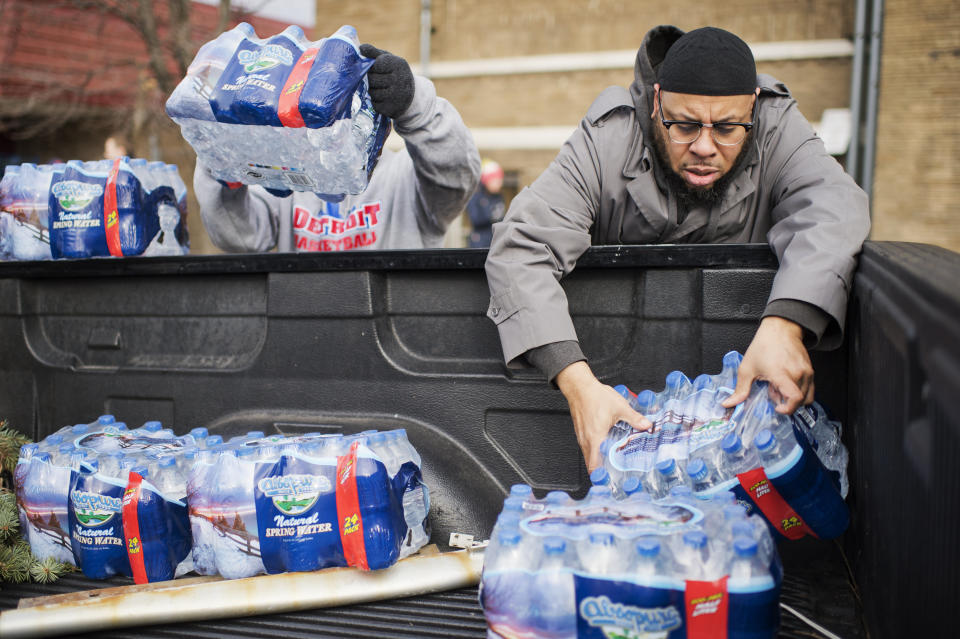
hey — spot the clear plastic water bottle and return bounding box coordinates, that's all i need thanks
[652,457,687,498]
[675,530,710,580]
[686,457,720,494]
[633,536,663,580]
[531,537,576,638]
[719,432,759,480]
[578,531,619,576]
[717,351,743,390]
[729,537,768,582]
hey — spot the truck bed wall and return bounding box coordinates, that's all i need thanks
[0,242,955,638]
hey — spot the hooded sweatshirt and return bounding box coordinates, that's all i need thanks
[195,75,481,252]
[485,25,870,380]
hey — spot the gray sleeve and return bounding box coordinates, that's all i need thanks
[763,298,831,349]
[392,76,481,235]
[193,159,281,253]
[484,116,603,368]
[525,340,587,386]
[763,101,871,350]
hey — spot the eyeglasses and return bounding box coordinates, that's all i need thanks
[657,91,756,146]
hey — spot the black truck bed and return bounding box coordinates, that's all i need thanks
[0,242,955,638]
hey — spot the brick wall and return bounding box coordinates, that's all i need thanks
[872,0,960,251]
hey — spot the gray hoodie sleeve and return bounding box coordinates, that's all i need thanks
[393,75,481,235]
[194,161,281,253]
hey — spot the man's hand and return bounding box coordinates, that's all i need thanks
[359,44,415,119]
[721,316,814,414]
[556,361,653,472]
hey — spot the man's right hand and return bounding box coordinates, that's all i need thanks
[556,361,653,472]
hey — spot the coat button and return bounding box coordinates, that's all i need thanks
[491,307,499,317]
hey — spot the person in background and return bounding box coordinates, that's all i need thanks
[484,25,870,471]
[467,160,506,248]
[195,45,480,253]
[103,133,134,160]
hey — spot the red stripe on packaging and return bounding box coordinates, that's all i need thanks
[737,467,815,540]
[685,576,729,639]
[278,47,319,128]
[103,158,123,257]
[122,471,148,584]
[336,440,368,570]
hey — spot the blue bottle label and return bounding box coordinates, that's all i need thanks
[69,474,130,579]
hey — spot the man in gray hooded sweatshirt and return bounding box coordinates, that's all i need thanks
[484,26,870,471]
[194,45,480,253]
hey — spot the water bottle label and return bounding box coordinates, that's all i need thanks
[335,440,369,570]
[254,457,342,573]
[521,500,704,537]
[121,471,148,584]
[684,576,729,639]
[575,580,684,638]
[19,459,75,565]
[68,475,129,579]
[277,47,320,127]
[736,467,812,540]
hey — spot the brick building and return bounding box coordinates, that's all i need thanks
[322,0,958,251]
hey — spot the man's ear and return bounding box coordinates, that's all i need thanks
[651,83,661,119]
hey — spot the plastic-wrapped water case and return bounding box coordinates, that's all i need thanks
[0,159,189,260]
[15,422,429,583]
[481,486,782,639]
[596,351,850,541]
[187,430,429,578]
[165,23,391,199]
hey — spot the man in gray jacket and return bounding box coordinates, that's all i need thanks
[195,45,480,252]
[485,26,870,471]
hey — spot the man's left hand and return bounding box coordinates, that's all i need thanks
[721,316,814,414]
[359,44,415,119]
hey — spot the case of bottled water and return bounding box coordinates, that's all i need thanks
[166,23,391,200]
[481,486,782,639]
[596,351,850,541]
[0,160,189,260]
[14,420,429,583]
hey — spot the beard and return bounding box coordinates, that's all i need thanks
[652,123,755,210]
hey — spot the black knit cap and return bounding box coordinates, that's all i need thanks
[658,27,757,96]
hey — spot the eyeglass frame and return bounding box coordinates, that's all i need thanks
[656,89,758,146]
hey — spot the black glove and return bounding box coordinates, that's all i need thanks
[360,44,415,119]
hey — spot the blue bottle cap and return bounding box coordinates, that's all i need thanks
[142,421,162,433]
[722,351,743,369]
[97,415,116,425]
[636,537,661,557]
[543,537,566,554]
[622,474,641,494]
[46,434,64,445]
[545,491,569,505]
[246,431,265,439]
[205,435,224,447]
[498,529,522,546]
[183,449,197,461]
[723,504,747,520]
[731,521,755,539]
[509,484,533,498]
[693,374,712,391]
[721,432,742,454]
[665,370,689,391]
[237,445,256,457]
[190,427,209,440]
[754,429,775,451]
[613,384,632,399]
[655,458,676,475]
[157,456,176,468]
[683,530,708,549]
[587,485,613,500]
[36,452,51,463]
[71,423,90,434]
[85,459,100,473]
[636,390,657,412]
[502,496,524,512]
[598,439,611,456]
[132,465,149,478]
[733,537,759,558]
[686,458,707,481]
[589,531,615,546]
[113,422,128,431]
[590,466,610,486]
